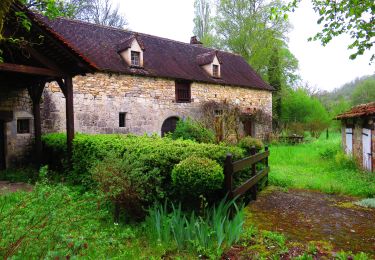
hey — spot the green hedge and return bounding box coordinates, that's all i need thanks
[42,133,245,202]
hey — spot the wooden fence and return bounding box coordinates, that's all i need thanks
[224,146,269,200]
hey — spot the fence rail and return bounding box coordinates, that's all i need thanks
[224,146,269,200]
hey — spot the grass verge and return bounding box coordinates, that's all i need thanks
[269,132,375,197]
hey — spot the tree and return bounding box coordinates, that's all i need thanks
[351,78,375,105]
[275,0,375,63]
[193,0,214,45]
[281,87,330,137]
[214,0,292,77]
[195,0,300,132]
[69,0,127,28]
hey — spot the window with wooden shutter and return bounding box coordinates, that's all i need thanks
[175,81,191,103]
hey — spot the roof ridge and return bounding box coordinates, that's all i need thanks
[54,17,242,57]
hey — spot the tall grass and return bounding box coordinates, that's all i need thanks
[145,197,244,256]
[269,132,375,197]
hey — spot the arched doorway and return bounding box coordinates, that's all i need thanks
[161,116,179,137]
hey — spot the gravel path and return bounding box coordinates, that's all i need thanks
[247,187,375,254]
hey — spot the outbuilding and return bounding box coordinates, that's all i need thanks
[336,102,375,172]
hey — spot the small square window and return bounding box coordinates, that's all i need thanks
[213,64,219,78]
[17,119,30,134]
[175,81,191,103]
[119,112,126,127]
[131,51,141,66]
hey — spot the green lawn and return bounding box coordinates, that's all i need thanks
[269,132,375,197]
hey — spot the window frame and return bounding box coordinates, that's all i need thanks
[175,81,191,103]
[212,64,220,78]
[130,51,141,67]
[17,119,30,134]
[119,112,126,127]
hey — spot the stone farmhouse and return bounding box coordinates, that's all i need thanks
[336,102,375,172]
[0,4,273,169]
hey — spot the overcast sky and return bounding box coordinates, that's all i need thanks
[114,0,374,92]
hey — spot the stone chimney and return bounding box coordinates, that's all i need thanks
[190,36,203,45]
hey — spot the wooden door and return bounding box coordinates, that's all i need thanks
[243,119,254,137]
[345,128,353,155]
[161,117,179,137]
[362,128,372,171]
[0,120,5,170]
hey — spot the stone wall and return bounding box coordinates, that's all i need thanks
[341,120,374,172]
[41,73,272,139]
[0,87,34,168]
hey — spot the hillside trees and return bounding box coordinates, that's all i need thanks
[351,77,375,106]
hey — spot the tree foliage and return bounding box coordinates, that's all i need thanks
[68,0,127,28]
[281,87,330,137]
[193,0,214,46]
[276,0,375,63]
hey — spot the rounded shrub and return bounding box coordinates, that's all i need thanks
[237,136,264,154]
[171,156,224,197]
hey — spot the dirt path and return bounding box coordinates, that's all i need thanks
[0,181,33,194]
[247,187,375,254]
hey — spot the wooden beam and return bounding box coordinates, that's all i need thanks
[0,63,62,77]
[232,167,269,198]
[28,83,45,168]
[25,46,67,75]
[232,150,270,173]
[56,78,67,97]
[65,76,74,166]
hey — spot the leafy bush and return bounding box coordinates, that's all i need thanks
[171,156,224,199]
[145,197,244,257]
[237,136,264,154]
[42,133,245,207]
[91,155,163,219]
[171,118,216,144]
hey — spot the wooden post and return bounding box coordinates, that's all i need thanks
[250,146,257,200]
[224,153,234,199]
[265,146,269,186]
[65,77,74,166]
[28,83,45,168]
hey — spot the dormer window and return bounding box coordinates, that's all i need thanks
[197,51,222,78]
[213,64,219,78]
[117,34,145,68]
[131,51,141,66]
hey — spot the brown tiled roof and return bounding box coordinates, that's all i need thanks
[36,16,273,91]
[196,51,222,65]
[336,102,375,119]
[116,34,145,52]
